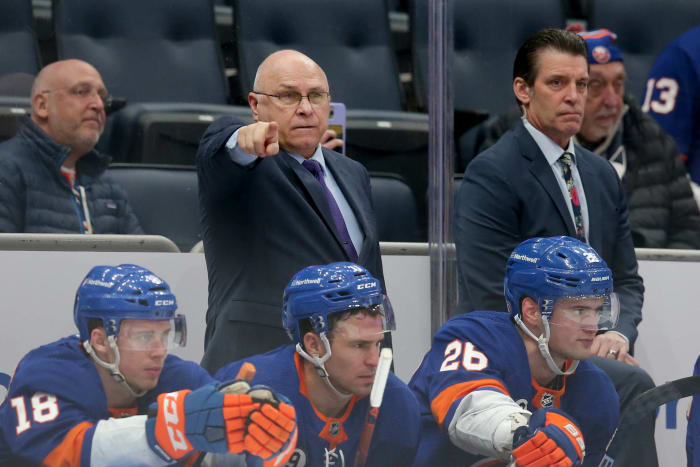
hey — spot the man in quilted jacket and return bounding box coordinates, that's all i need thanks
[0,59,141,234]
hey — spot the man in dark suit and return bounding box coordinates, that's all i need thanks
[455,29,657,465]
[197,50,384,374]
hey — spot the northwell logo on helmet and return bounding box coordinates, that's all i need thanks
[291,278,322,286]
[84,279,114,288]
[511,253,538,263]
[590,276,610,282]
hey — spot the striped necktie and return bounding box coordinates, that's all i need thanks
[558,152,586,241]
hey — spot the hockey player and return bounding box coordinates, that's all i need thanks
[410,237,620,466]
[644,25,700,191]
[215,262,420,466]
[0,264,297,466]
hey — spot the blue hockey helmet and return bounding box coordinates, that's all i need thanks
[504,236,618,329]
[73,264,186,348]
[282,262,395,345]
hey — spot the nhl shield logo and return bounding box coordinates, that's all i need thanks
[329,421,341,436]
[540,392,555,407]
[592,45,611,63]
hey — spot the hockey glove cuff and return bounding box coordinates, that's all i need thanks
[512,407,585,467]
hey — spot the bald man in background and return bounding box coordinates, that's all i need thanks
[197,50,384,374]
[0,59,141,234]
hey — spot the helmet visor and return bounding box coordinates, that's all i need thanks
[549,293,619,331]
[332,294,396,339]
[116,315,187,351]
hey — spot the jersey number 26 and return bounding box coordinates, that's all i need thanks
[439,340,489,372]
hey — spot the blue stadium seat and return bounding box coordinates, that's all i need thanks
[106,164,201,252]
[0,0,41,78]
[369,173,419,242]
[411,0,566,117]
[586,0,700,102]
[233,0,404,111]
[0,0,38,143]
[53,0,248,164]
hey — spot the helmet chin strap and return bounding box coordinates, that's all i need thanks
[295,333,352,400]
[83,335,147,398]
[514,315,579,376]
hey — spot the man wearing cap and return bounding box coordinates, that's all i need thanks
[461,28,700,250]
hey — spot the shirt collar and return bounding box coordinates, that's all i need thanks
[288,144,326,171]
[522,117,576,167]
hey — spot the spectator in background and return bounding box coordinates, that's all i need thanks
[454,28,657,466]
[196,49,384,375]
[643,25,700,204]
[0,60,141,234]
[461,29,700,249]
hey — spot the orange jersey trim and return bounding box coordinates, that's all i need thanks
[530,360,575,409]
[42,421,93,467]
[579,29,613,39]
[294,353,358,450]
[107,407,138,418]
[430,378,509,427]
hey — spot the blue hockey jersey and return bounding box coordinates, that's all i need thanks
[643,25,700,185]
[216,344,420,467]
[409,311,619,466]
[0,334,213,466]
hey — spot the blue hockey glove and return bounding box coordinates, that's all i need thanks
[145,381,261,462]
[512,407,585,467]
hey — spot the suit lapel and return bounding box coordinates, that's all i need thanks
[515,123,577,236]
[275,150,348,257]
[575,147,602,247]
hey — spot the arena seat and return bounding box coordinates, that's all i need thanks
[106,164,201,252]
[0,0,41,78]
[53,0,248,164]
[369,173,419,242]
[0,0,40,143]
[586,0,700,102]
[411,0,566,117]
[233,0,405,111]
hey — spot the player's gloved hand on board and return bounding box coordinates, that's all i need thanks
[145,379,297,464]
[220,379,298,464]
[511,407,585,467]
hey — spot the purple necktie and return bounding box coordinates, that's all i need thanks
[302,159,359,262]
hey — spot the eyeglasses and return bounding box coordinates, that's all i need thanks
[41,83,113,108]
[253,90,330,107]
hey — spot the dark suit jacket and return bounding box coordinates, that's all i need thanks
[197,116,384,361]
[455,121,644,345]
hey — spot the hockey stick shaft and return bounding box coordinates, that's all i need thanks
[599,375,700,466]
[353,347,393,467]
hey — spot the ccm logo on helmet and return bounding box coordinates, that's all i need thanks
[357,282,377,290]
[155,300,175,306]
